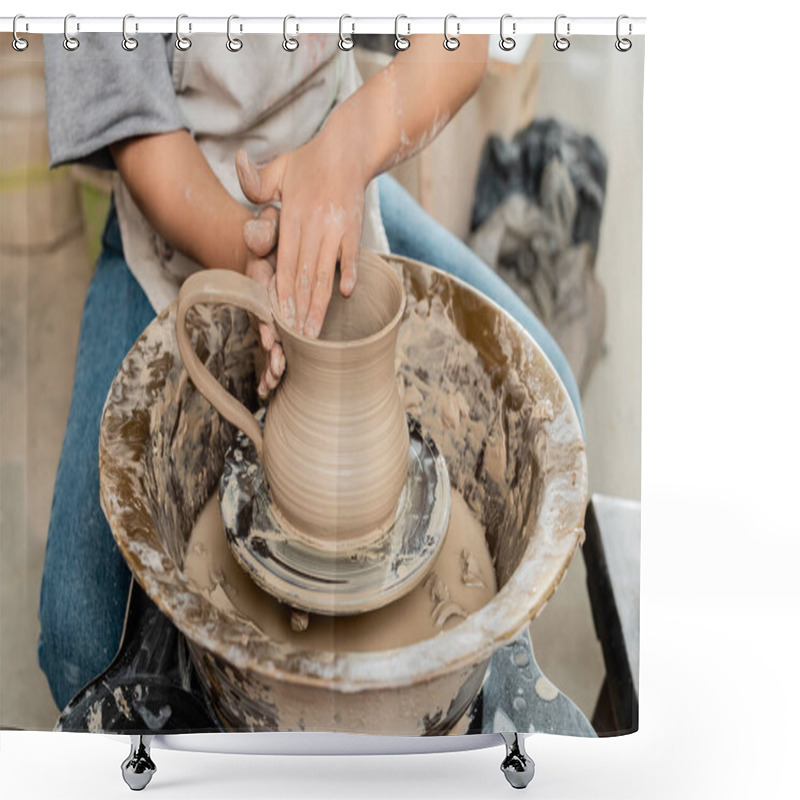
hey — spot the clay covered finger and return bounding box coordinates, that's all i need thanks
[339,232,359,297]
[259,322,275,352]
[294,235,321,334]
[244,207,279,256]
[245,256,274,287]
[235,149,282,205]
[303,234,340,339]
[243,257,281,351]
[275,217,301,327]
[268,344,286,386]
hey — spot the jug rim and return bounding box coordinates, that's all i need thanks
[269,250,405,351]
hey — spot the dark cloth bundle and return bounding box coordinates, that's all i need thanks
[470,119,608,390]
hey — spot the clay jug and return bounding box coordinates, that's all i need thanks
[176,250,410,547]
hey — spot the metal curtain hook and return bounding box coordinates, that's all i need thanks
[394,14,410,51]
[339,14,354,51]
[122,14,139,51]
[227,15,243,52]
[615,14,632,52]
[63,13,80,51]
[443,14,460,51]
[12,14,29,52]
[283,15,299,51]
[175,14,192,51]
[499,14,516,51]
[553,14,570,52]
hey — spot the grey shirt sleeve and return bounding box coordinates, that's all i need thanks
[44,33,187,170]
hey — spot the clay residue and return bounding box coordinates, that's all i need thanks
[98,254,587,733]
[87,700,103,733]
[394,264,587,589]
[460,549,487,590]
[483,429,507,485]
[424,573,468,629]
[113,686,132,720]
[183,488,496,653]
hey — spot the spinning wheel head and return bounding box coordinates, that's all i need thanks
[220,410,451,616]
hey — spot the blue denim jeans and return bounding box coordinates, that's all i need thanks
[38,176,582,712]
[37,210,157,711]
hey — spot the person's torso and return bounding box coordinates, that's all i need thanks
[115,35,388,313]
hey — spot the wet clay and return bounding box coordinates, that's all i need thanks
[263,251,409,545]
[177,251,410,549]
[183,487,497,652]
[103,254,588,734]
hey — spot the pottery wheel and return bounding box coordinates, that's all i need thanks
[219,409,451,616]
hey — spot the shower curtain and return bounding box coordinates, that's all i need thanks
[0,20,643,745]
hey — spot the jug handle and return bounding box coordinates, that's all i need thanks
[176,269,276,459]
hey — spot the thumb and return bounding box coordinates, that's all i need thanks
[244,205,280,257]
[235,149,283,205]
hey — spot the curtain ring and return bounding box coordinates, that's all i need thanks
[338,15,354,51]
[394,15,410,51]
[12,15,29,52]
[63,13,80,51]
[443,14,460,51]
[227,15,243,52]
[553,14,570,52]
[499,14,516,51]
[122,14,139,51]
[283,15,299,51]
[615,14,632,52]
[175,14,192,51]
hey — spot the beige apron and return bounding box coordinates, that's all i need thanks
[113,35,388,313]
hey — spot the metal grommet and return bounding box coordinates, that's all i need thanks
[394,14,410,51]
[12,15,29,52]
[553,14,570,52]
[175,14,192,51]
[63,14,80,52]
[283,15,299,52]
[443,14,460,51]
[339,15,354,51]
[615,14,632,52]
[499,14,516,51]
[122,14,139,51]
[227,15,243,52]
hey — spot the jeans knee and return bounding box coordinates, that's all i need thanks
[37,578,124,711]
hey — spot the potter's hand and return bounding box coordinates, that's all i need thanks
[235,130,366,339]
[243,204,286,397]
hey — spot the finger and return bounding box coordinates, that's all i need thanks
[244,210,278,257]
[275,216,301,328]
[246,309,273,358]
[263,369,280,393]
[258,203,280,228]
[258,369,269,399]
[245,257,279,347]
[339,231,360,297]
[245,256,274,287]
[268,346,286,386]
[259,322,275,352]
[257,343,285,396]
[303,232,341,339]
[235,149,282,206]
[259,348,285,394]
[294,234,321,334]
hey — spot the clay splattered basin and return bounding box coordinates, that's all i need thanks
[99,255,588,735]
